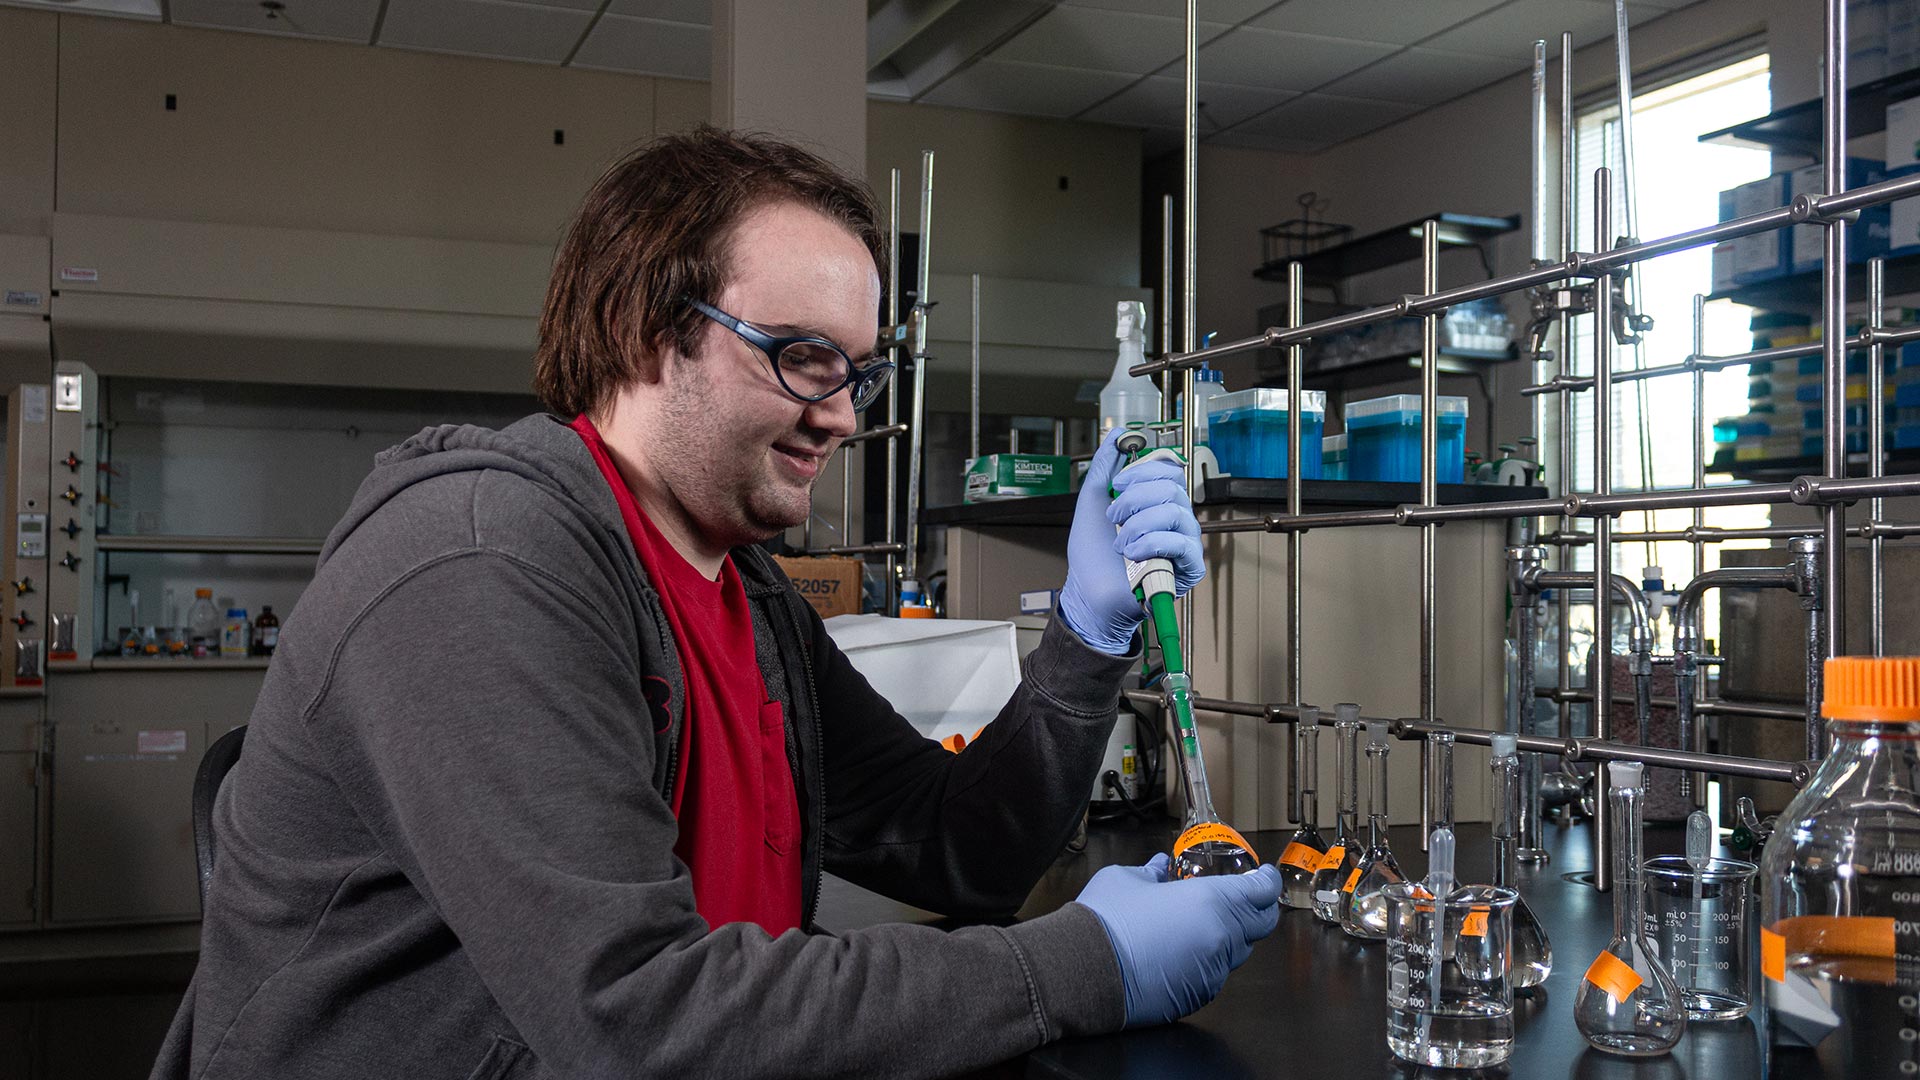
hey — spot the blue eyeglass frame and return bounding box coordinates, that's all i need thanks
[685,297,895,411]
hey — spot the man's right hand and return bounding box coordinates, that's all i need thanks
[1072,855,1283,1028]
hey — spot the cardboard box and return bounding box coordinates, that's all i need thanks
[1724,174,1790,285]
[964,454,1071,502]
[1889,95,1920,171]
[772,555,863,618]
[1891,164,1920,254]
[1791,158,1889,272]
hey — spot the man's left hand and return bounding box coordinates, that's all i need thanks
[1057,426,1205,656]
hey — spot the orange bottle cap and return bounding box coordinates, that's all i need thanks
[1823,656,1920,723]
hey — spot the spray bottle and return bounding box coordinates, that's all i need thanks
[1099,302,1162,438]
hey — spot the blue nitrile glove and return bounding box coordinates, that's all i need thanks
[1074,854,1283,1028]
[1057,427,1206,655]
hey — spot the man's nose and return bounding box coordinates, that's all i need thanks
[802,388,858,439]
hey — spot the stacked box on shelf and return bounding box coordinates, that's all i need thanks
[1791,159,1890,272]
[1719,173,1790,285]
[1344,394,1469,483]
[1205,389,1326,479]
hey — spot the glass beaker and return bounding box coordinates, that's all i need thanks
[1383,881,1519,1069]
[1643,855,1756,1021]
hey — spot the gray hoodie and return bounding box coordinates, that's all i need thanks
[151,413,1129,1079]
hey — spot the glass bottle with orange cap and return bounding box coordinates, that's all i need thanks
[1759,655,1920,1078]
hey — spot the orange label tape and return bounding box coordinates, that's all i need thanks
[1463,907,1490,938]
[1316,845,1347,872]
[1761,927,1785,983]
[1583,950,1644,1004]
[1279,841,1323,872]
[1342,867,1363,894]
[1172,822,1257,863]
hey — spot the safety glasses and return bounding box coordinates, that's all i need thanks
[687,298,895,412]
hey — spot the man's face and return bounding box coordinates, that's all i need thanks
[653,200,882,549]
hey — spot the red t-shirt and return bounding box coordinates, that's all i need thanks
[571,415,802,936]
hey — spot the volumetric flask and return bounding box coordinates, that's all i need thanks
[1383,882,1518,1069]
[1643,855,1755,1021]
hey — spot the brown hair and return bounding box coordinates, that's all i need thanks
[533,126,888,419]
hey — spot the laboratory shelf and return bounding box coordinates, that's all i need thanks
[86,657,270,671]
[1253,212,1520,285]
[1709,444,1920,482]
[93,534,326,556]
[920,480,1550,528]
[1706,251,1920,314]
[1699,64,1920,155]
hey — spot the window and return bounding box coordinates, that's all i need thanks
[1565,52,1774,584]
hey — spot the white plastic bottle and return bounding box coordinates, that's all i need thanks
[187,588,219,659]
[1099,300,1162,438]
[220,608,249,659]
[1176,364,1228,444]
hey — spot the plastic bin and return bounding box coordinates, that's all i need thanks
[1322,433,1348,481]
[1344,394,1469,483]
[1205,389,1326,479]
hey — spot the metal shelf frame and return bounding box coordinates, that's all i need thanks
[1129,0,1911,894]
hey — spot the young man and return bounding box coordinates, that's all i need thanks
[154,127,1280,1080]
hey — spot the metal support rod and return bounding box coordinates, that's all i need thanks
[1420,220,1439,850]
[804,542,907,557]
[1394,720,1809,787]
[885,169,901,615]
[1672,560,1811,800]
[1536,688,1813,721]
[1871,257,1887,656]
[904,151,934,590]
[1822,0,1849,666]
[1592,168,1615,892]
[1288,261,1304,712]
[1557,30,1577,783]
[1180,0,1199,665]
[969,273,980,463]
[1161,194,1174,422]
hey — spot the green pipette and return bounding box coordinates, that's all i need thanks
[1112,429,1255,878]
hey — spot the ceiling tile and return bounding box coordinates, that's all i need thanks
[1250,0,1507,47]
[377,0,592,64]
[1080,76,1296,132]
[572,14,710,79]
[1320,46,1523,105]
[1193,27,1398,92]
[497,0,602,11]
[1205,130,1329,154]
[1424,0,1666,61]
[1229,91,1417,143]
[993,8,1230,76]
[1059,0,1280,22]
[606,0,708,22]
[0,0,158,19]
[169,0,381,41]
[920,59,1139,119]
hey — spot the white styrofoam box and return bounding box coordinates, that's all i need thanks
[824,614,1022,744]
[1791,159,1888,272]
[1892,164,1920,254]
[1728,174,1790,284]
[1889,95,1920,171]
[1712,242,1739,294]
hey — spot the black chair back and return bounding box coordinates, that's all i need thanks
[192,725,247,906]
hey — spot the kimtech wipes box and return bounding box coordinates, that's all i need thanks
[963,454,1071,502]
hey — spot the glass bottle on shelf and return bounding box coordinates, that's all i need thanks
[1343,721,1407,939]
[1163,671,1260,879]
[1311,704,1365,924]
[1574,761,1686,1056]
[1489,734,1552,989]
[1277,708,1329,910]
[252,605,280,657]
[1759,656,1920,1077]
[187,588,219,659]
